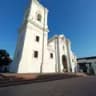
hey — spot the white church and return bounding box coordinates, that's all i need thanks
[10,0,77,73]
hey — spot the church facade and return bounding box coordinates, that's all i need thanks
[10,0,77,73]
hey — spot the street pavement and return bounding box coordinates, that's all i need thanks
[0,76,96,96]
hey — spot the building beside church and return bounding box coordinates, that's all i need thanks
[77,56,96,75]
[10,0,77,73]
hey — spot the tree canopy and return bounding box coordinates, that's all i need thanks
[0,49,12,66]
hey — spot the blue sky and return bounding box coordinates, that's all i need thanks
[0,0,96,58]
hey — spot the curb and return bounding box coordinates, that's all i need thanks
[0,73,80,88]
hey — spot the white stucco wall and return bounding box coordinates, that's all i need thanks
[10,0,49,73]
[10,0,77,74]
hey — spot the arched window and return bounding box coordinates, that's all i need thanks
[37,14,42,22]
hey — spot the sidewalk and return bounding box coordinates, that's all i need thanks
[0,73,87,87]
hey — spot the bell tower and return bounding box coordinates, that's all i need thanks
[10,0,49,73]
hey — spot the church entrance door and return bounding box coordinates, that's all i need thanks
[62,55,68,72]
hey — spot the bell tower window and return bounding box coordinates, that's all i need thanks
[50,53,53,59]
[36,36,40,42]
[34,51,38,58]
[37,14,42,22]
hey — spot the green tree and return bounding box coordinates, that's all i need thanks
[0,49,12,72]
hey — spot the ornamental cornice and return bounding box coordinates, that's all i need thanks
[33,0,48,12]
[28,19,49,32]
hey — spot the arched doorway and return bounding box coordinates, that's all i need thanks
[62,55,68,72]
